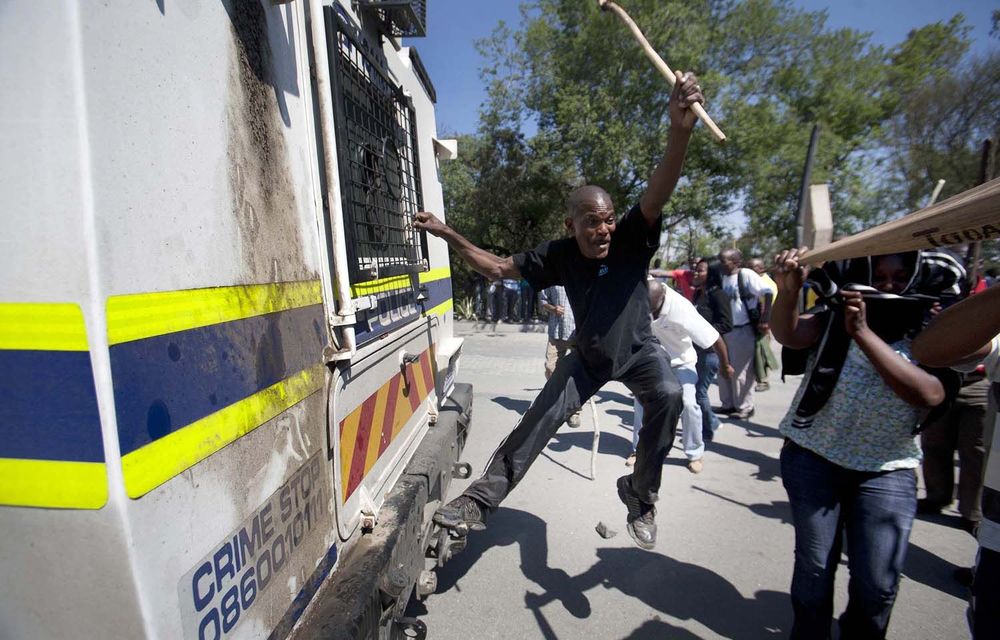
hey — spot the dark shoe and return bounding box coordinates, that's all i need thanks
[714,406,737,415]
[960,518,980,536]
[916,498,945,515]
[617,475,656,550]
[954,566,974,587]
[433,495,487,535]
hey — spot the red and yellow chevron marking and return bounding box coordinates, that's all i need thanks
[339,348,436,499]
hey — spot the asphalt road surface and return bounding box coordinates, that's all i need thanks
[412,322,977,639]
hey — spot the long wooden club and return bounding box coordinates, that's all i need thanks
[599,0,727,143]
[800,177,1000,265]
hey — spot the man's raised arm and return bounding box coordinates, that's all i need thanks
[638,71,704,227]
[414,212,520,281]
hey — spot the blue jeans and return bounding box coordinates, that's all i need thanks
[973,547,1000,638]
[780,440,917,640]
[695,349,720,441]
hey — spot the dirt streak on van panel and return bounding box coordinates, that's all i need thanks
[225,1,309,283]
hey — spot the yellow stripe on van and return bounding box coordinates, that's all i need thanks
[425,298,453,316]
[0,458,107,509]
[0,303,89,351]
[121,364,324,498]
[348,267,451,298]
[419,267,451,284]
[107,280,322,345]
[350,275,410,297]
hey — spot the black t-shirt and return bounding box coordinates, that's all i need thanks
[694,287,733,335]
[513,203,660,377]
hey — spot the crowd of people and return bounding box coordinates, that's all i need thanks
[414,70,999,638]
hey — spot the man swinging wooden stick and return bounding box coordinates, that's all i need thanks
[415,70,706,550]
[600,0,726,143]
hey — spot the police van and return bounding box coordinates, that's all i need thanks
[0,1,472,638]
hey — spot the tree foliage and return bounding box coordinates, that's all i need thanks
[890,50,1000,207]
[438,127,573,294]
[442,0,991,272]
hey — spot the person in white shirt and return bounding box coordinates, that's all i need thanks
[632,280,732,473]
[717,248,775,419]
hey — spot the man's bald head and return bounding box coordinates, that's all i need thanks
[719,248,742,275]
[720,248,742,263]
[565,185,616,259]
[647,279,665,316]
[567,185,613,218]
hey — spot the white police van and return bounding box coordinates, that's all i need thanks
[0,1,471,638]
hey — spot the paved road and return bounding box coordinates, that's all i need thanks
[414,323,976,639]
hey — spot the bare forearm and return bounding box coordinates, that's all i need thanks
[771,289,819,349]
[439,227,518,280]
[639,126,692,224]
[761,293,773,323]
[854,329,944,407]
[912,285,1000,367]
[712,337,731,370]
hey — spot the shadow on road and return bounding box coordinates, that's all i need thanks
[428,507,790,639]
[593,388,634,407]
[706,438,782,482]
[903,541,971,600]
[724,418,784,439]
[692,486,792,525]
[430,507,594,619]
[491,396,532,414]
[548,429,632,458]
[620,618,704,640]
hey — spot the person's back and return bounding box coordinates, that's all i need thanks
[632,280,729,473]
[540,285,575,343]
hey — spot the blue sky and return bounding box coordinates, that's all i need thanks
[407,0,999,136]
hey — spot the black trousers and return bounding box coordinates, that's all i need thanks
[465,342,683,509]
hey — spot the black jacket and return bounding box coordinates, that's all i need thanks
[693,286,732,336]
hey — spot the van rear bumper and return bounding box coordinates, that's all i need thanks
[289,383,473,640]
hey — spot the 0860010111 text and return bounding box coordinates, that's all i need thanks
[178,453,330,640]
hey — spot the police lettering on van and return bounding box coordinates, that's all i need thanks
[179,453,331,640]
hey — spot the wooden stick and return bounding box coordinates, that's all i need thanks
[589,398,600,480]
[600,0,727,143]
[801,177,1000,265]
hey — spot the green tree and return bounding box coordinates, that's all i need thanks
[513,0,732,232]
[889,50,1000,207]
[438,125,574,297]
[449,1,981,265]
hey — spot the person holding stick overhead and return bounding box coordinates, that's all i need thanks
[414,72,705,550]
[771,247,960,639]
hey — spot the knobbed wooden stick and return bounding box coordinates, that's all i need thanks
[800,177,1000,265]
[599,0,727,143]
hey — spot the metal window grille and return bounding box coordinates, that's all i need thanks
[358,0,427,38]
[325,11,426,290]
